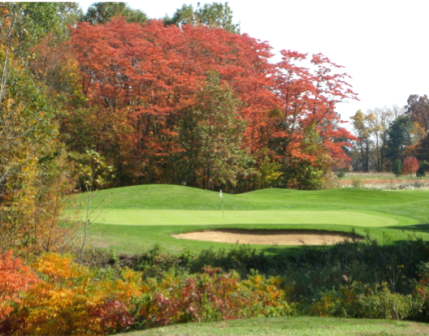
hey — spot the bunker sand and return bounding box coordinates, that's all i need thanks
[173,229,363,246]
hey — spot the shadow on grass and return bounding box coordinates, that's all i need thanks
[386,223,429,234]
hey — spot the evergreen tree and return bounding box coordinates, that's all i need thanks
[392,159,403,178]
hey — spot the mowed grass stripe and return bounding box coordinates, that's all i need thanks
[90,209,412,227]
[114,316,429,336]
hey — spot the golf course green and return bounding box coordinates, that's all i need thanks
[67,185,429,254]
[92,209,409,227]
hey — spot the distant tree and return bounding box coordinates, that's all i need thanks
[382,115,413,166]
[164,2,240,33]
[402,156,419,177]
[371,105,405,171]
[351,110,374,172]
[416,161,427,178]
[84,2,147,24]
[392,159,402,178]
[406,94,429,132]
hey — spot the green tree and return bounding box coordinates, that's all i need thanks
[369,105,404,172]
[177,74,249,189]
[0,3,73,255]
[164,2,240,33]
[416,161,427,178]
[392,159,402,178]
[84,2,147,24]
[13,2,81,55]
[382,115,413,166]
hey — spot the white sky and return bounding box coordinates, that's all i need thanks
[78,0,429,125]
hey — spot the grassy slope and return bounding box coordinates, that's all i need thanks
[114,317,429,336]
[66,185,429,254]
[71,185,429,211]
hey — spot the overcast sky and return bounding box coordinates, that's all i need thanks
[78,0,429,125]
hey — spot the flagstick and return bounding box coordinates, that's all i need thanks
[220,189,225,219]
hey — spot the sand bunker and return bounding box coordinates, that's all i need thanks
[173,229,363,246]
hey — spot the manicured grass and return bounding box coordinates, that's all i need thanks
[87,209,409,227]
[69,185,429,211]
[66,185,429,254]
[113,316,429,336]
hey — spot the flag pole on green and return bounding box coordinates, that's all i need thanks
[219,190,224,219]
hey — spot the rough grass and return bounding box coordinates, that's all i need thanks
[65,185,429,254]
[337,172,429,189]
[113,317,429,336]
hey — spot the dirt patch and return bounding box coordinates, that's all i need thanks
[172,229,363,246]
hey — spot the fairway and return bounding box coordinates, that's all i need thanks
[93,209,411,227]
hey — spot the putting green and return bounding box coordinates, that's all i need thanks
[90,209,415,227]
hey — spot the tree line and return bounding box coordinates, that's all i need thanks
[349,96,429,176]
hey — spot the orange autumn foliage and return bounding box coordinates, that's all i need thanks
[0,251,38,322]
[67,18,357,189]
[403,156,419,176]
[1,253,294,335]
[9,253,141,336]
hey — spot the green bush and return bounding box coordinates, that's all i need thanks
[310,282,413,320]
[416,166,426,178]
[336,169,346,178]
[351,178,361,188]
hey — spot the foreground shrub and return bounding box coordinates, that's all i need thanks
[0,251,38,330]
[310,282,413,320]
[0,253,294,335]
[136,267,292,328]
[6,253,141,335]
[5,240,429,334]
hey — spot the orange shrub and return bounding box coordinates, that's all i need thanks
[12,253,142,336]
[0,250,38,324]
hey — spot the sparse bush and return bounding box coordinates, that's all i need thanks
[310,282,413,320]
[336,169,346,178]
[351,178,361,188]
[413,181,424,188]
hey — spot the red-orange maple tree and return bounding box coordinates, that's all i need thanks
[403,156,419,177]
[267,50,358,188]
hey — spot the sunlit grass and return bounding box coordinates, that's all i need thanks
[114,316,429,336]
[65,185,429,254]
